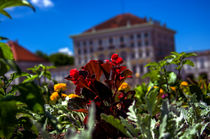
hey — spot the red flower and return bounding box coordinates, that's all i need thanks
[111,53,119,60]
[118,92,124,99]
[70,68,79,78]
[111,54,123,65]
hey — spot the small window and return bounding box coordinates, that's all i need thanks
[146,51,150,57]
[137,34,141,39]
[138,42,142,47]
[99,39,102,45]
[89,40,93,45]
[144,32,148,37]
[78,49,81,54]
[130,35,134,40]
[90,47,93,53]
[83,41,86,46]
[145,41,149,46]
[131,52,135,59]
[140,65,144,73]
[130,43,135,47]
[132,65,136,73]
[76,42,80,47]
[120,36,124,42]
[109,38,113,44]
[120,44,125,48]
[84,48,87,54]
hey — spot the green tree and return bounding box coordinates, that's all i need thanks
[35,50,49,61]
[49,53,74,67]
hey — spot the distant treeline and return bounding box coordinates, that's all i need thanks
[35,50,74,67]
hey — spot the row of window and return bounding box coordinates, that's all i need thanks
[77,41,150,54]
[77,51,152,64]
[76,32,150,47]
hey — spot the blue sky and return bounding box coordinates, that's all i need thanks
[1,0,210,55]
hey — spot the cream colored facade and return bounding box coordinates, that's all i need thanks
[71,20,175,85]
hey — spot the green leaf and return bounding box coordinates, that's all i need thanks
[146,89,159,116]
[168,72,177,84]
[0,42,13,60]
[0,0,35,19]
[159,115,168,139]
[183,59,194,67]
[0,100,18,138]
[101,113,131,137]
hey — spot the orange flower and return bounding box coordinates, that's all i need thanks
[159,89,164,94]
[154,86,159,89]
[54,83,67,92]
[50,92,59,101]
[61,93,68,98]
[180,81,188,87]
[170,86,176,91]
[68,94,79,99]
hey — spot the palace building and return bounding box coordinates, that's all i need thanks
[70,13,176,84]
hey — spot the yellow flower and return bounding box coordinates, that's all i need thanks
[118,82,130,91]
[159,89,164,94]
[61,93,68,98]
[50,92,59,101]
[180,81,188,87]
[54,83,67,92]
[68,94,79,99]
[154,86,159,89]
[170,86,176,91]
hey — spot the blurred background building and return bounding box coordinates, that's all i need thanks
[183,50,210,81]
[71,13,176,85]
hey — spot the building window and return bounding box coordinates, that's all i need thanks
[89,40,93,45]
[130,35,134,40]
[98,39,102,45]
[138,42,142,47]
[140,65,144,73]
[137,33,141,39]
[144,32,148,38]
[90,47,93,53]
[132,65,136,73]
[139,51,142,58]
[120,44,125,48]
[120,36,124,42]
[131,52,135,59]
[145,41,149,46]
[130,43,135,47]
[200,59,205,69]
[78,49,81,54]
[83,41,86,46]
[76,42,80,47]
[109,38,113,44]
[84,48,87,54]
[146,51,150,57]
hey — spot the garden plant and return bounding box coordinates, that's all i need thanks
[0,0,210,139]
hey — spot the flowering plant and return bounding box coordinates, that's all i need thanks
[65,53,135,138]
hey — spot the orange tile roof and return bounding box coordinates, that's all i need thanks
[7,40,47,62]
[84,13,147,33]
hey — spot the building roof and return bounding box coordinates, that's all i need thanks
[7,40,47,62]
[84,13,147,33]
[195,50,210,57]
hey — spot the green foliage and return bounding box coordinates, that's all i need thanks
[35,50,49,61]
[49,53,74,67]
[0,0,35,19]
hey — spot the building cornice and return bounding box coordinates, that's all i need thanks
[70,23,176,39]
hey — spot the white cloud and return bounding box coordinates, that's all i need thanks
[31,0,54,8]
[58,47,73,56]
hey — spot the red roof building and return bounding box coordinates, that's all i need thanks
[84,13,147,33]
[7,40,51,71]
[8,40,47,62]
